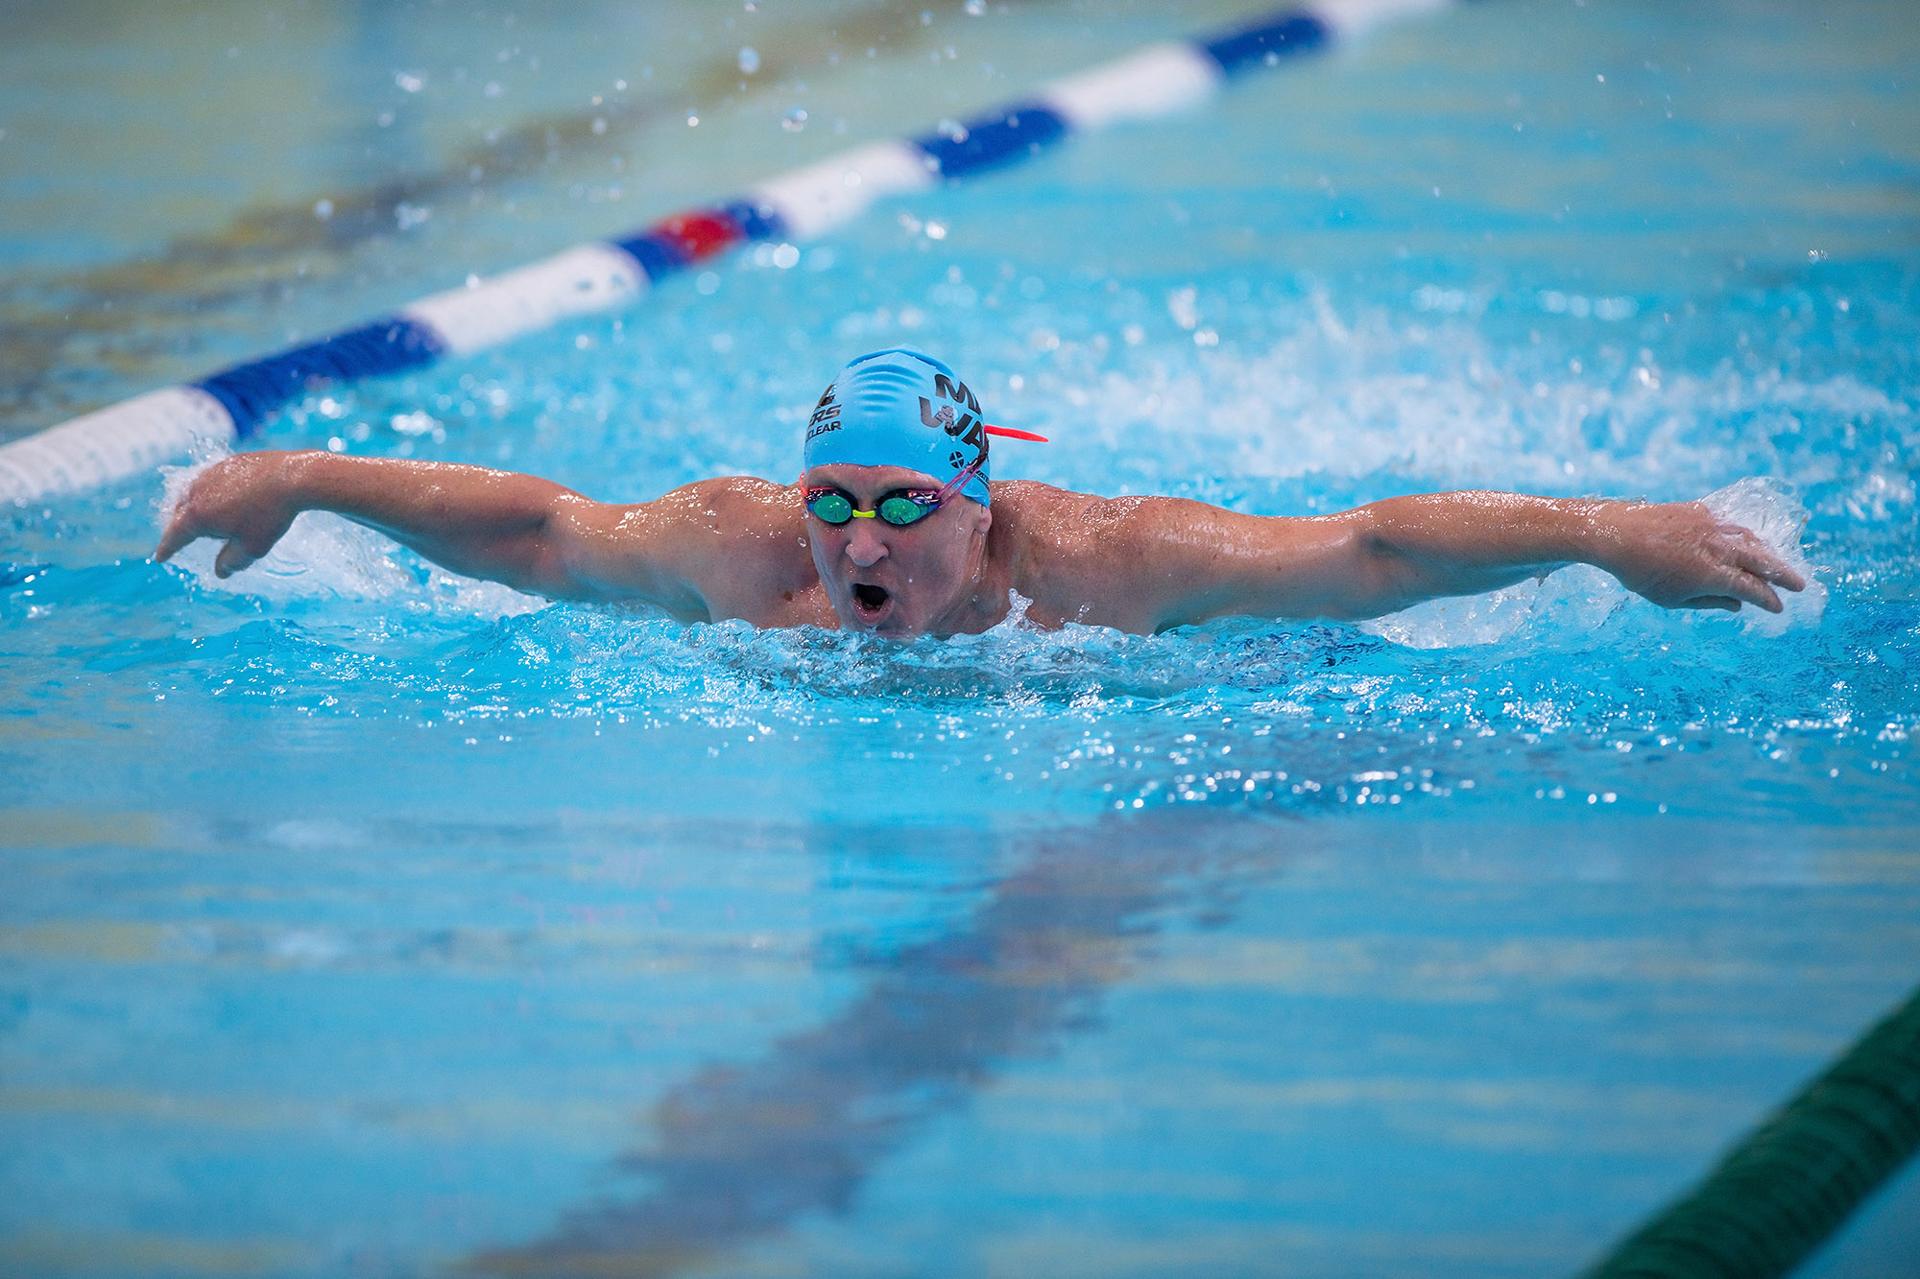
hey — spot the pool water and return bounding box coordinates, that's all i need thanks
[3,1,1918,1275]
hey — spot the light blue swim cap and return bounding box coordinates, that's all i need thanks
[802,348,991,506]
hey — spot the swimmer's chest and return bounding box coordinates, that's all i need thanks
[705,575,837,629]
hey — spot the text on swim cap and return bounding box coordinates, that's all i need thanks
[806,383,842,441]
[918,374,988,457]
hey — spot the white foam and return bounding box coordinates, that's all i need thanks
[1699,476,1826,634]
[1051,297,1909,505]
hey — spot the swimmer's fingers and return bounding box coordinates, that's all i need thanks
[1690,566,1780,614]
[1702,560,1782,613]
[1726,529,1807,593]
[153,509,205,563]
[213,539,261,579]
[1731,568,1784,613]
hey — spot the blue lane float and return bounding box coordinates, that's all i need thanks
[0,0,1450,504]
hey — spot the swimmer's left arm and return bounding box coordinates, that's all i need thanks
[1102,491,1806,629]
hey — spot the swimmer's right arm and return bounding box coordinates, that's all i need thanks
[153,450,718,616]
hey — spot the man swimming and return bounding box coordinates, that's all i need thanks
[155,347,1806,635]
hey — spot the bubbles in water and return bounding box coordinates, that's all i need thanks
[965,0,987,14]
[782,107,809,133]
[738,46,760,75]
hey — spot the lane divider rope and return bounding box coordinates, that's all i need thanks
[1581,983,1920,1279]
[0,0,1448,505]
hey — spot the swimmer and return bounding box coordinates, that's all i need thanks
[154,347,1806,636]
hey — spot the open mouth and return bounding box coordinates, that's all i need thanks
[850,582,893,624]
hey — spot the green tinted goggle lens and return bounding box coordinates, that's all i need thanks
[806,491,854,523]
[806,491,936,527]
[877,496,933,525]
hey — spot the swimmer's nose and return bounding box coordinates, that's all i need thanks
[844,520,888,568]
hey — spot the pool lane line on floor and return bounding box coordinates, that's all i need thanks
[0,0,1452,507]
[1581,981,1920,1279]
[0,0,990,432]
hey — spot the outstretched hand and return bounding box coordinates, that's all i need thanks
[153,452,303,578]
[1597,500,1807,613]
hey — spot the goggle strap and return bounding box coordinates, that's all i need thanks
[933,455,985,506]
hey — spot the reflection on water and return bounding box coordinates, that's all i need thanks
[472,808,1286,1276]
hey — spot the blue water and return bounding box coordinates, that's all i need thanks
[3,2,1918,1276]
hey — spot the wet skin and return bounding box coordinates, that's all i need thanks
[155,450,1808,637]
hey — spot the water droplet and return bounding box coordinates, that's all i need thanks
[394,71,424,93]
[738,46,760,74]
[965,0,986,14]
[312,198,334,221]
[781,106,809,132]
[686,112,700,127]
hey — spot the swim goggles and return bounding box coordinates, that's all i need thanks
[804,457,985,527]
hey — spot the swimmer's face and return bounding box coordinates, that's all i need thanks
[802,463,991,638]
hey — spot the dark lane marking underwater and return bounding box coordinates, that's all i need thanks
[461,807,1290,1278]
[0,0,1003,436]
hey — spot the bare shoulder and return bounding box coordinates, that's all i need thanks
[992,481,1184,629]
[551,475,813,615]
[640,475,796,522]
[579,475,800,544]
[995,480,1199,561]
[638,476,810,579]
